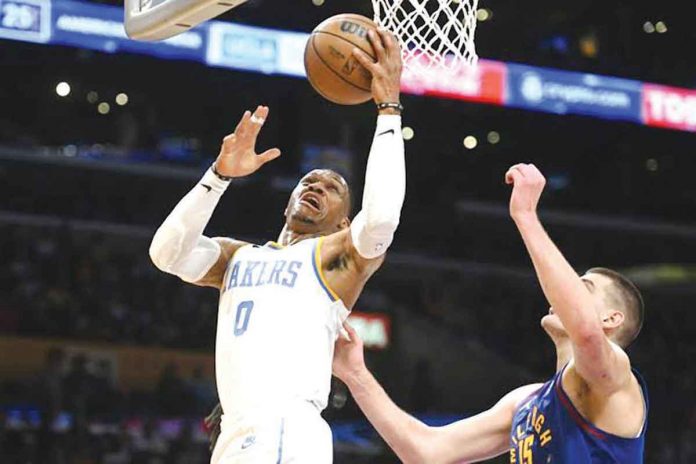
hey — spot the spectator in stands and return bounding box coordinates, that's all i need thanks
[157,363,189,416]
[187,365,216,415]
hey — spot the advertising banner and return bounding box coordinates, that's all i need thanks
[642,84,696,132]
[207,21,306,77]
[507,64,643,123]
[401,59,506,105]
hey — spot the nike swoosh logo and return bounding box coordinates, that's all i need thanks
[378,129,395,137]
[201,184,212,192]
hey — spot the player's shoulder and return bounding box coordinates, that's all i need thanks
[499,383,545,412]
[212,237,252,258]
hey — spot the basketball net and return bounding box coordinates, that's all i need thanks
[372,0,479,75]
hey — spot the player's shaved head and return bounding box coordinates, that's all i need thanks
[587,268,644,348]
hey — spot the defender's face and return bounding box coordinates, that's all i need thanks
[540,273,615,338]
[285,169,350,234]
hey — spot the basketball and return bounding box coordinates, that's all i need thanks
[304,14,378,105]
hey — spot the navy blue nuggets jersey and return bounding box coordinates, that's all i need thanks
[509,366,648,463]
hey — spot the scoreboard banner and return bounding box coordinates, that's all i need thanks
[2,0,696,133]
[0,0,51,43]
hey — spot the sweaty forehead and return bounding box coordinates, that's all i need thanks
[301,170,348,189]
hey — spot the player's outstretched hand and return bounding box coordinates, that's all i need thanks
[505,163,546,220]
[352,29,403,107]
[332,322,366,382]
[214,105,281,178]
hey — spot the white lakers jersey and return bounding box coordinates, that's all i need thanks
[215,237,349,416]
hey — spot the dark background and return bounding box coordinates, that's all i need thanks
[1,0,696,462]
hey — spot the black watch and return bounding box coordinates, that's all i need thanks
[376,102,404,113]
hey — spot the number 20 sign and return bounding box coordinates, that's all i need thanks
[0,0,51,43]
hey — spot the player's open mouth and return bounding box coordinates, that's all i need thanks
[299,193,322,213]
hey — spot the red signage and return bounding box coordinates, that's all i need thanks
[401,59,507,105]
[347,312,391,350]
[642,84,696,132]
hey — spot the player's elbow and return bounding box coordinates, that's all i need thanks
[149,230,176,273]
[364,212,400,236]
[573,322,606,347]
[149,242,168,273]
[399,426,443,464]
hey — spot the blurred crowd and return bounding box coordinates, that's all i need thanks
[0,223,217,349]
[0,345,216,464]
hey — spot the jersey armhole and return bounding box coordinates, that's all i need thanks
[312,237,340,302]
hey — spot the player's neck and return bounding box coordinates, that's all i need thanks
[277,226,322,246]
[554,338,573,373]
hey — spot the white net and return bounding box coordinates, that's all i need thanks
[372,0,479,74]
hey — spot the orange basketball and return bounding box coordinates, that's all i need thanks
[304,14,377,105]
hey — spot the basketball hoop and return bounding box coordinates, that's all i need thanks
[371,0,479,74]
[124,0,247,41]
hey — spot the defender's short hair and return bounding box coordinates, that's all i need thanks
[587,267,645,348]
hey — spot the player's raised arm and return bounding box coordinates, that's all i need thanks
[505,164,631,392]
[333,323,539,464]
[319,29,405,306]
[149,106,281,289]
[348,29,405,261]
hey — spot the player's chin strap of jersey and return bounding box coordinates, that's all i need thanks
[148,166,230,283]
[351,114,406,259]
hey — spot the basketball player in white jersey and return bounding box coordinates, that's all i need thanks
[149,29,403,463]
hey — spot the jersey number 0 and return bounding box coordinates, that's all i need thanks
[234,300,254,336]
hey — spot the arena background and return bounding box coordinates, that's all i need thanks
[1,0,696,462]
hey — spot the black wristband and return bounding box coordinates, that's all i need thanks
[376,102,404,113]
[211,163,234,182]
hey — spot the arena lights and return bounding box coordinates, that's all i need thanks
[476,8,493,22]
[487,131,500,144]
[97,102,111,114]
[86,91,99,104]
[115,93,129,106]
[55,82,71,97]
[646,158,659,172]
[643,22,655,34]
[463,135,478,149]
[655,21,668,34]
[311,0,325,6]
[402,126,415,141]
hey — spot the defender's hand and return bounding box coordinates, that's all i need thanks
[214,106,281,178]
[204,402,223,452]
[332,322,367,382]
[352,29,403,108]
[505,163,546,220]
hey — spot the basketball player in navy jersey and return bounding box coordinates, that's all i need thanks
[150,29,404,463]
[332,163,647,463]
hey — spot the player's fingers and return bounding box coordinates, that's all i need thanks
[508,163,527,174]
[258,148,281,165]
[247,106,269,138]
[234,110,252,138]
[342,321,360,342]
[378,28,398,57]
[505,169,521,185]
[526,163,545,180]
[367,29,387,62]
[352,48,378,74]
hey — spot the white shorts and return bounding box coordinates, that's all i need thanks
[211,402,333,464]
